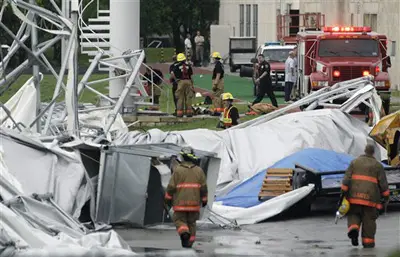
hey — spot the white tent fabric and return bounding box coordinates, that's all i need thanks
[114,109,386,187]
[0,75,40,131]
[212,184,315,225]
[0,129,87,217]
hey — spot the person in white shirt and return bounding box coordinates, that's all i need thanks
[284,51,296,103]
[290,46,298,100]
[184,34,192,61]
[194,31,205,66]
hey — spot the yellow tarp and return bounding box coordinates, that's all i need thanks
[369,110,400,147]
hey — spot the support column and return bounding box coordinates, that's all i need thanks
[109,0,140,103]
[30,0,40,133]
[61,0,70,65]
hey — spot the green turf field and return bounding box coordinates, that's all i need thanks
[191,74,286,104]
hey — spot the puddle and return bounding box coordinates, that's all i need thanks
[300,240,325,244]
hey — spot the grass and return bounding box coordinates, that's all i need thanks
[145,48,175,63]
[0,74,109,104]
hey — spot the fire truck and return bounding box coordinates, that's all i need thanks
[296,26,392,114]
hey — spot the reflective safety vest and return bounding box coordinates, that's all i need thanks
[220,106,233,128]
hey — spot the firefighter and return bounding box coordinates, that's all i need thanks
[340,144,390,248]
[217,92,240,129]
[211,51,225,115]
[250,54,278,109]
[164,146,208,248]
[171,53,194,117]
[169,55,179,115]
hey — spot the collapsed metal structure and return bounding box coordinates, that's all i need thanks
[232,75,383,130]
[0,0,168,142]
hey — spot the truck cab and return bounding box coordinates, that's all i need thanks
[297,26,391,113]
[256,42,296,90]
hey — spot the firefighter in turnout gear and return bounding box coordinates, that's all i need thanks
[171,53,195,117]
[218,92,240,129]
[164,147,208,248]
[211,51,225,115]
[340,144,390,248]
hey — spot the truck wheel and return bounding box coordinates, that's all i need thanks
[230,65,237,73]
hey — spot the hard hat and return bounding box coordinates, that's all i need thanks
[222,92,234,101]
[338,197,350,216]
[212,51,222,59]
[177,53,186,62]
[180,146,198,161]
[195,92,202,97]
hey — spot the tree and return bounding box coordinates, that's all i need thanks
[140,0,219,51]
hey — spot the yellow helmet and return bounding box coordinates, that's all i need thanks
[177,53,186,62]
[212,51,222,59]
[338,197,350,216]
[222,92,234,100]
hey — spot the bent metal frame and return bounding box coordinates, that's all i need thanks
[0,0,168,143]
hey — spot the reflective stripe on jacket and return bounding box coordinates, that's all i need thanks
[341,155,389,209]
[165,161,208,212]
[220,106,233,128]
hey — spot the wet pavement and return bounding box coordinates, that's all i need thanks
[117,203,400,257]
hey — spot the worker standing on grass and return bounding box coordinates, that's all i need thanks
[169,55,179,115]
[248,54,278,113]
[211,51,225,115]
[164,146,208,249]
[340,144,390,248]
[171,53,194,117]
[217,92,240,129]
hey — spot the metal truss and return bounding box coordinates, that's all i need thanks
[0,0,170,142]
[232,75,383,130]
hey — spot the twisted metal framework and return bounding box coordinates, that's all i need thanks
[0,0,169,143]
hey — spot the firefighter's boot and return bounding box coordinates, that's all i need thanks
[180,232,191,248]
[348,229,359,246]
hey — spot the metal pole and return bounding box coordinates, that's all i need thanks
[93,50,145,143]
[43,26,77,135]
[71,0,80,138]
[29,0,41,133]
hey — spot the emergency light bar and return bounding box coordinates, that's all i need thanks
[264,42,281,46]
[323,26,372,33]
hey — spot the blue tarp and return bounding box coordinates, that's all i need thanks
[215,148,357,208]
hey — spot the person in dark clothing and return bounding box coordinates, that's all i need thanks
[171,53,194,117]
[170,55,179,114]
[250,54,278,108]
[211,51,224,115]
[143,66,163,105]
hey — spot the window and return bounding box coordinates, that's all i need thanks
[363,13,377,31]
[262,49,293,63]
[239,4,244,37]
[318,39,379,57]
[253,4,258,38]
[246,4,251,37]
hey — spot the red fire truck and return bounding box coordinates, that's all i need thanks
[296,26,392,114]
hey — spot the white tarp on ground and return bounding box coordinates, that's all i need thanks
[211,184,315,225]
[114,109,386,188]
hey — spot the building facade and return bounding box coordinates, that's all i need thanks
[219,0,399,87]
